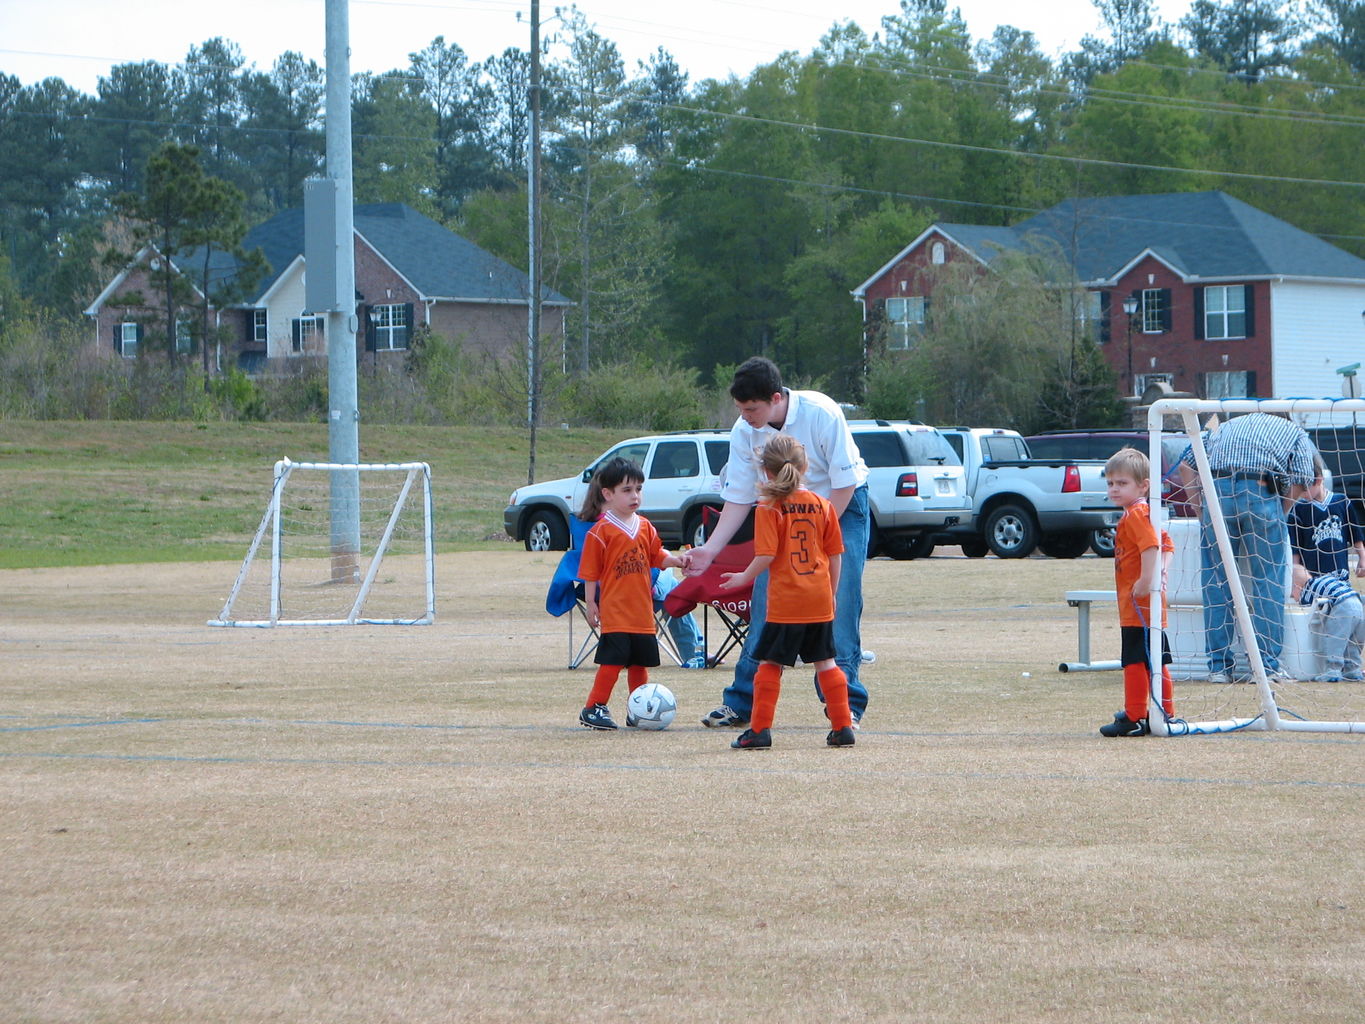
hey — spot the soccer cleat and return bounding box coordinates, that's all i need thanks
[731,727,772,749]
[1343,669,1364,681]
[1099,711,1149,737]
[1313,673,1343,683]
[701,704,748,728]
[826,726,856,747]
[625,710,640,727]
[579,703,618,730]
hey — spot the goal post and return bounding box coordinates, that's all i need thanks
[209,459,435,627]
[1147,398,1365,736]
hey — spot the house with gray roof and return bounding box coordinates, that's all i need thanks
[852,191,1365,400]
[86,203,570,372]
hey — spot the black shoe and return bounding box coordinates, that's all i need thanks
[826,726,856,747]
[731,727,771,749]
[1099,711,1149,737]
[580,703,618,730]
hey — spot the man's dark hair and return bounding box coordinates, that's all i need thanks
[730,357,783,403]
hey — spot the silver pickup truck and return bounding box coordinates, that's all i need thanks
[936,427,1118,558]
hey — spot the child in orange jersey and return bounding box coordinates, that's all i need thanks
[1100,447,1175,737]
[718,435,855,749]
[577,457,686,731]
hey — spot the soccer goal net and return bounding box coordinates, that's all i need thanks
[209,459,435,627]
[1150,397,1365,735]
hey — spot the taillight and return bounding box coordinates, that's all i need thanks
[896,473,919,497]
[1062,465,1081,493]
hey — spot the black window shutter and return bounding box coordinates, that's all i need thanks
[922,295,931,326]
[362,305,376,351]
[1158,288,1172,332]
[291,319,301,347]
[1245,370,1257,398]
[135,324,144,346]
[245,311,255,343]
[1099,291,1111,343]
[1243,284,1255,337]
[1193,288,1205,340]
[402,302,414,346]
[112,323,121,354]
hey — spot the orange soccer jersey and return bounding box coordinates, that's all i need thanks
[754,487,844,624]
[1113,499,1174,628]
[578,512,668,634]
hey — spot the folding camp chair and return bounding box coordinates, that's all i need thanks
[662,507,754,668]
[544,516,683,669]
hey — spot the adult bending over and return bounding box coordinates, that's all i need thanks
[686,357,870,728]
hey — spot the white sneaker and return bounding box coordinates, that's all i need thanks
[1208,671,1235,684]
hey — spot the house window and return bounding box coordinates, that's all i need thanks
[291,316,323,354]
[1203,285,1246,340]
[885,296,926,351]
[931,242,946,265]
[1140,289,1166,333]
[371,304,409,351]
[1135,372,1173,397]
[1204,370,1253,399]
[1075,291,1105,341]
[252,309,268,343]
[175,319,193,355]
[119,322,139,359]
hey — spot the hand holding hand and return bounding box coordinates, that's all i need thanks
[686,546,716,576]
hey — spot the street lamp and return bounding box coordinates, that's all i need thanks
[1121,294,1139,398]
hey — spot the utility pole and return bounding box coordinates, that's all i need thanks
[526,0,543,486]
[323,0,360,580]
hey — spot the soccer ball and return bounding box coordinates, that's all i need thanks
[627,683,677,730]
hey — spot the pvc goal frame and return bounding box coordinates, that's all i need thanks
[209,459,435,627]
[1147,397,1364,736]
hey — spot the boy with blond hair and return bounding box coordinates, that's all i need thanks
[1101,447,1174,737]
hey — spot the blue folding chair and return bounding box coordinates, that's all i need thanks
[545,515,683,669]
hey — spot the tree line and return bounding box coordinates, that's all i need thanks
[2,0,1364,429]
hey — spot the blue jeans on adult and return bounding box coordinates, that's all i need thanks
[721,485,870,718]
[1199,476,1287,675]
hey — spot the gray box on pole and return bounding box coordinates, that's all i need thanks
[304,178,344,313]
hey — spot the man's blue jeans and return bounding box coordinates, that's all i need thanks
[721,486,869,718]
[1199,477,1287,675]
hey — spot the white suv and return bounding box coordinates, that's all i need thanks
[849,420,972,559]
[504,430,732,551]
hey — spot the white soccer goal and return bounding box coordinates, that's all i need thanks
[1149,398,1365,735]
[209,459,435,627]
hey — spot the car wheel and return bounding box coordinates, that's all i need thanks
[684,507,715,549]
[1038,531,1090,559]
[984,504,1038,559]
[959,538,989,558]
[892,533,934,560]
[524,509,569,552]
[1090,527,1116,558]
[866,519,884,559]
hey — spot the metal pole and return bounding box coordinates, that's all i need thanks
[526,0,542,485]
[324,0,361,581]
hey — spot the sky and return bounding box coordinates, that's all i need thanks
[1,0,1196,95]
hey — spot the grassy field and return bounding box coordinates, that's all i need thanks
[0,420,621,568]
[3,550,1361,1023]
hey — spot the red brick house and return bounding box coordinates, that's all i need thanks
[85,203,571,373]
[852,191,1365,400]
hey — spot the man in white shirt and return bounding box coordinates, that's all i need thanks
[686,357,871,728]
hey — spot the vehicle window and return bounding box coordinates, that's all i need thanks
[704,440,729,475]
[852,431,906,469]
[902,431,959,466]
[648,441,700,479]
[1027,437,1081,460]
[593,442,651,475]
[982,435,1028,461]
[945,433,964,462]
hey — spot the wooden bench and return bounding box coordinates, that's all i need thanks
[1059,590,1121,673]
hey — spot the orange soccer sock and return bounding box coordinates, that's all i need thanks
[626,665,649,692]
[751,662,783,732]
[818,666,853,730]
[1123,663,1150,723]
[586,665,621,708]
[1161,665,1174,717]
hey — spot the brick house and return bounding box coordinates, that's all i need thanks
[851,191,1365,400]
[85,203,571,372]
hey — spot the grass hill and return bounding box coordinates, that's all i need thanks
[0,420,620,569]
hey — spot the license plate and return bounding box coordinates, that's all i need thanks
[935,478,954,495]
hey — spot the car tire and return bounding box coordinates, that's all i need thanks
[1090,527,1115,558]
[866,519,884,559]
[959,538,989,558]
[684,507,716,549]
[984,504,1038,559]
[524,509,569,552]
[1038,530,1090,559]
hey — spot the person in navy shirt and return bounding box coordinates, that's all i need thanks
[1288,465,1365,681]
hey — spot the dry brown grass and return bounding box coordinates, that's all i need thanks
[2,551,1361,1023]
